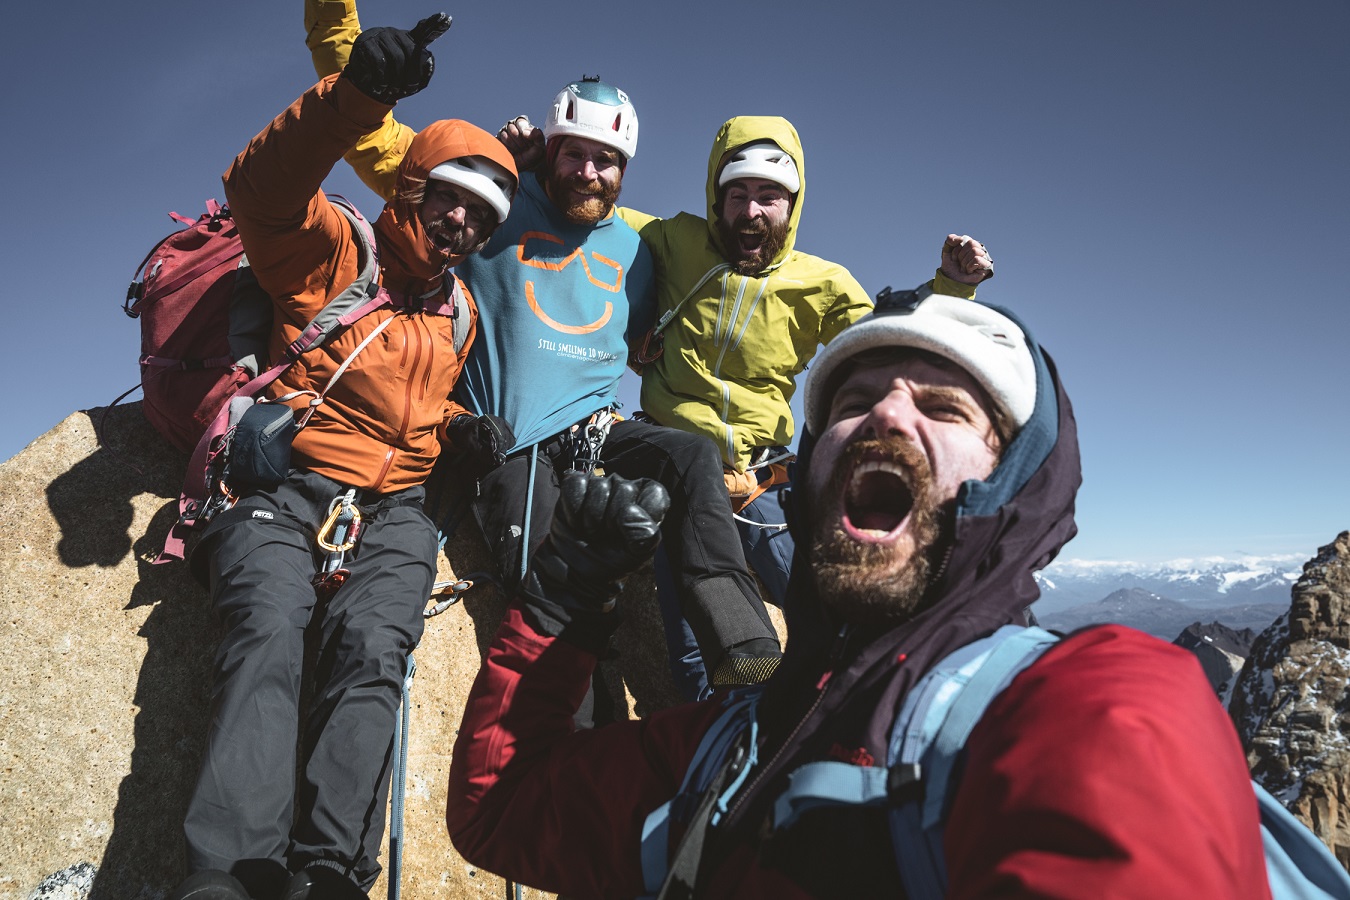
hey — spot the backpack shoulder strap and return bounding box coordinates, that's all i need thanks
[888,625,1059,900]
[640,687,764,897]
[279,195,385,360]
[447,275,470,355]
[911,626,1061,829]
[765,625,1058,900]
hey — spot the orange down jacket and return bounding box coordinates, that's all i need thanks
[223,74,516,492]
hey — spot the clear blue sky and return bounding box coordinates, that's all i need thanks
[2,0,1345,563]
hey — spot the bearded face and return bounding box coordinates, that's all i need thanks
[418,179,496,258]
[805,353,1005,626]
[544,137,624,225]
[716,210,790,276]
[422,214,481,258]
[716,177,793,275]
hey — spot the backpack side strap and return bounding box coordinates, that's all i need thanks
[158,196,388,563]
[770,627,1058,834]
[1256,781,1350,899]
[640,688,764,898]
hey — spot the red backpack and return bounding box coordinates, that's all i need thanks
[122,200,270,453]
[137,196,473,562]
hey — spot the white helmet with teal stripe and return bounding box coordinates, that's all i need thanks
[544,76,639,160]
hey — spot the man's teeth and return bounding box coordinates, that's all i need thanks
[850,460,905,485]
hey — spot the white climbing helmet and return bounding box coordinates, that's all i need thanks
[427,156,517,224]
[544,77,639,160]
[717,141,800,194]
[803,292,1037,438]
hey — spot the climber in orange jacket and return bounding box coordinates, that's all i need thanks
[169,17,518,900]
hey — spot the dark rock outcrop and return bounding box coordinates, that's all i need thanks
[1173,621,1257,695]
[1175,621,1258,657]
[1230,532,1350,868]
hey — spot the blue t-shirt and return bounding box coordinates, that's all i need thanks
[456,172,655,451]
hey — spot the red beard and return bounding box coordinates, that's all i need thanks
[544,169,622,225]
[810,435,946,626]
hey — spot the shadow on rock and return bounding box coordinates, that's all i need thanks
[75,404,217,898]
[47,402,185,570]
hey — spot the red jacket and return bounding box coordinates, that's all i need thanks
[447,611,1268,898]
[223,75,514,492]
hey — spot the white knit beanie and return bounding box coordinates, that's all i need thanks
[803,294,1036,436]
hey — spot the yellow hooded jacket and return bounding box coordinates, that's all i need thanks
[619,117,975,470]
[305,0,409,201]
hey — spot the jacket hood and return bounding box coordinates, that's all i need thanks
[705,116,804,268]
[374,118,518,290]
[753,301,1080,768]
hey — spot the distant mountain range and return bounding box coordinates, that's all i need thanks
[1033,555,1302,614]
[1028,556,1301,641]
[1037,587,1286,642]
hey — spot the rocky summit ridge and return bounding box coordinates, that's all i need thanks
[1230,532,1350,867]
[0,404,723,900]
[1173,621,1257,697]
[1,405,1345,897]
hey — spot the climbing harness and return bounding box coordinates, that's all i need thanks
[563,407,617,473]
[730,447,793,529]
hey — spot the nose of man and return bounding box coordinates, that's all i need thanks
[862,387,922,443]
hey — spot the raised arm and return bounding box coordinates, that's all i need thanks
[304,0,414,201]
[448,475,719,896]
[228,16,444,301]
[222,73,392,302]
[933,232,993,298]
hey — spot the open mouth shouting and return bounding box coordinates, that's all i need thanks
[810,436,942,624]
[717,212,789,275]
[735,220,769,256]
[842,458,915,543]
[816,438,934,563]
[426,221,472,256]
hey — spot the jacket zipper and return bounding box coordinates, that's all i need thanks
[374,311,433,488]
[723,624,853,827]
[711,272,770,463]
[397,315,425,441]
[418,313,435,400]
[729,279,769,352]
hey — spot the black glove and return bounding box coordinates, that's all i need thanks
[342,14,450,104]
[524,474,670,651]
[445,413,515,478]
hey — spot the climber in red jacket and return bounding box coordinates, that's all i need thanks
[445,288,1270,897]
